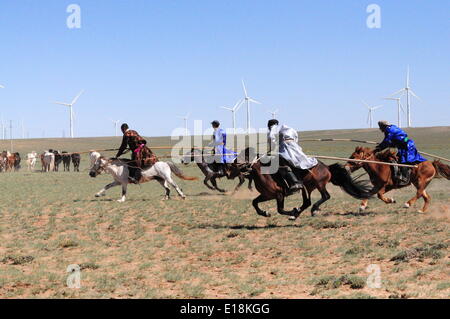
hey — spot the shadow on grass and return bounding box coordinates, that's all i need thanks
[187,192,227,197]
[191,223,305,231]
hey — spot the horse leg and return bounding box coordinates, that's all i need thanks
[232,175,245,194]
[95,181,120,197]
[117,184,127,203]
[211,176,226,193]
[377,187,396,204]
[252,195,272,217]
[359,199,369,213]
[405,177,432,212]
[166,176,186,199]
[311,187,331,216]
[275,193,298,219]
[203,176,216,190]
[157,180,171,200]
[297,187,312,215]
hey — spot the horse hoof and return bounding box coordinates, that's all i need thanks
[288,216,297,221]
[117,199,125,203]
[358,206,366,213]
[181,196,186,200]
[404,203,410,208]
[390,198,396,203]
[417,210,424,213]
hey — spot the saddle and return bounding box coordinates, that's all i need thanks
[389,159,411,186]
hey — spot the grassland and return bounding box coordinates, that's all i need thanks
[0,127,448,298]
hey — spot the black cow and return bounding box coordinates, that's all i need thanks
[53,150,63,172]
[62,152,71,171]
[71,153,81,172]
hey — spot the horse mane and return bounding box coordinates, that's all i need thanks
[375,149,398,162]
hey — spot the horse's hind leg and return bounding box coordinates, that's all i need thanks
[157,180,171,200]
[311,187,331,216]
[203,176,216,190]
[211,177,226,193]
[405,177,433,212]
[117,184,127,203]
[96,181,120,197]
[166,176,186,199]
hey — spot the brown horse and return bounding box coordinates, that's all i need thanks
[346,147,450,213]
[232,148,374,220]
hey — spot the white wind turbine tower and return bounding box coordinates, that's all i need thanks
[384,97,405,128]
[178,113,190,136]
[53,90,84,138]
[390,66,421,128]
[268,108,279,119]
[220,99,243,135]
[241,80,261,133]
[362,100,382,128]
[110,119,120,136]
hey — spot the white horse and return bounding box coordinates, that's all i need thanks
[89,157,197,202]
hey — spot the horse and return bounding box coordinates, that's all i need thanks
[62,152,71,171]
[231,148,374,220]
[41,151,55,172]
[182,148,253,193]
[346,146,450,213]
[89,157,197,202]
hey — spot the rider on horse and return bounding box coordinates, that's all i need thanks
[374,120,427,184]
[267,119,318,193]
[115,123,157,184]
[208,120,236,176]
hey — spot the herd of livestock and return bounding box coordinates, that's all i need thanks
[0,150,81,172]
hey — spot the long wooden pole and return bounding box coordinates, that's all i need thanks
[310,155,417,168]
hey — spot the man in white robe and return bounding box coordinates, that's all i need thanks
[267,119,318,192]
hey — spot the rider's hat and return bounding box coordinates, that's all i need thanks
[378,120,390,128]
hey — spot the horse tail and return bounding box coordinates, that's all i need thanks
[167,162,198,181]
[328,163,375,199]
[432,160,450,180]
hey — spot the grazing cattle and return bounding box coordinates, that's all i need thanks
[62,152,71,171]
[27,152,38,171]
[71,153,81,172]
[89,151,101,169]
[53,150,63,172]
[42,151,55,172]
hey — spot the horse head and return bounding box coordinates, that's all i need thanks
[346,146,375,172]
[89,157,107,178]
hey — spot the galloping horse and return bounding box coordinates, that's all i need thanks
[346,147,450,213]
[232,148,374,220]
[182,148,253,193]
[89,157,197,202]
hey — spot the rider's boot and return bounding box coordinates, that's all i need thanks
[128,166,139,184]
[281,168,302,193]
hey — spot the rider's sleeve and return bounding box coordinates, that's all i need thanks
[116,135,128,157]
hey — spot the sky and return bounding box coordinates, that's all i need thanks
[0,0,449,138]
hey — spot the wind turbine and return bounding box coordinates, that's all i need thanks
[268,108,279,119]
[110,119,120,136]
[390,66,421,128]
[384,97,405,128]
[241,80,261,133]
[178,113,190,136]
[220,99,243,135]
[362,100,382,128]
[53,90,84,138]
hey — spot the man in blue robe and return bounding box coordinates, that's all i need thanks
[208,120,236,175]
[375,120,427,184]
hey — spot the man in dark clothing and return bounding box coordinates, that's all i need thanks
[116,123,157,184]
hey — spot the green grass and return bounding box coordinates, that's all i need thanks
[0,127,448,298]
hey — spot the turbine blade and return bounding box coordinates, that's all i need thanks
[71,90,84,105]
[390,88,406,97]
[372,105,383,110]
[362,100,370,108]
[234,99,244,111]
[220,106,233,111]
[249,98,261,104]
[241,79,248,97]
[409,89,421,101]
[53,101,71,106]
